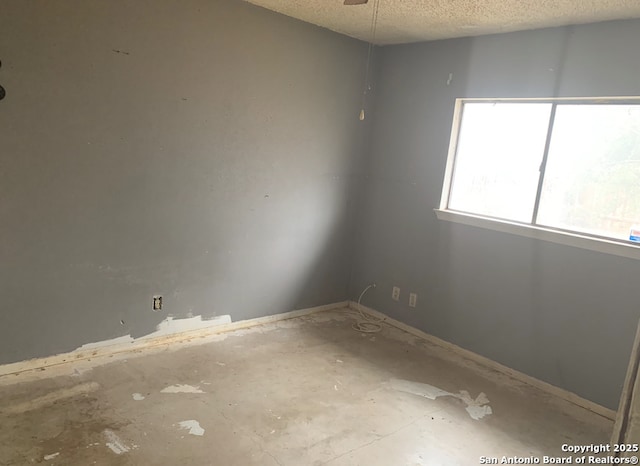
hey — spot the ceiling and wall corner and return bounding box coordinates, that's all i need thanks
[244,0,640,44]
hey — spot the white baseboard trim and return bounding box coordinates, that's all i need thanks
[0,301,348,379]
[349,301,616,421]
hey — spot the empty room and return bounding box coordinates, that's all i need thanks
[3,0,640,464]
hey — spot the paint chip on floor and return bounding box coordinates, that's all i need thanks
[390,378,492,420]
[458,390,493,420]
[103,429,131,455]
[132,393,145,401]
[160,384,205,394]
[177,420,205,436]
[44,452,60,460]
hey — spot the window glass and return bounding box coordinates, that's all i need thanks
[537,105,640,240]
[448,103,552,223]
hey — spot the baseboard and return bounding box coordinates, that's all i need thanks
[349,301,617,421]
[0,301,348,379]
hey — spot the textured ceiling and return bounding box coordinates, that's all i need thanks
[244,0,640,44]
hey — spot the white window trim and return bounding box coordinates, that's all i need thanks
[434,209,640,260]
[436,96,640,261]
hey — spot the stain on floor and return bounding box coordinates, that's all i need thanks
[0,308,613,465]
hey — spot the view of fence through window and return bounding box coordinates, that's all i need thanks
[447,100,640,242]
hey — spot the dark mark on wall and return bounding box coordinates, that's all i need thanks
[0,59,4,101]
[112,49,130,55]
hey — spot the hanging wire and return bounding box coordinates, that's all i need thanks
[360,0,381,120]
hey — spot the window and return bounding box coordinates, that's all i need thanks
[437,98,640,257]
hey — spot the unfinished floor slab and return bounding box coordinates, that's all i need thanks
[0,308,612,465]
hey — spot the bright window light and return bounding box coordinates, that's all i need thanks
[537,104,640,241]
[448,103,551,223]
[441,98,640,246]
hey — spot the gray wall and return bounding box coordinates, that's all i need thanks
[351,20,640,410]
[2,0,636,412]
[0,0,369,364]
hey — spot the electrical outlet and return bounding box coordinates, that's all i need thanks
[153,295,162,311]
[392,286,400,301]
[409,293,417,308]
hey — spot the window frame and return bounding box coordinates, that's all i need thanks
[435,97,640,260]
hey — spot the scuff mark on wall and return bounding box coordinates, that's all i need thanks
[72,260,216,287]
[390,378,492,420]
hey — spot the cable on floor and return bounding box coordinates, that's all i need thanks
[352,283,385,333]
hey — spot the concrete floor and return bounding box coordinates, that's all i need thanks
[0,308,612,465]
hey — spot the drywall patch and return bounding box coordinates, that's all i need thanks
[161,384,205,394]
[44,452,60,460]
[390,378,492,420]
[103,429,130,455]
[132,393,145,401]
[76,315,232,352]
[140,315,232,341]
[79,335,135,350]
[0,303,347,388]
[177,420,205,436]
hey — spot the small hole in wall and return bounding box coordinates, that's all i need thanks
[120,320,125,325]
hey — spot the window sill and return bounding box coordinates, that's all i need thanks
[434,209,640,261]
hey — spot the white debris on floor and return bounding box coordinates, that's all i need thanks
[160,384,205,394]
[390,378,493,420]
[103,429,131,455]
[176,420,205,436]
